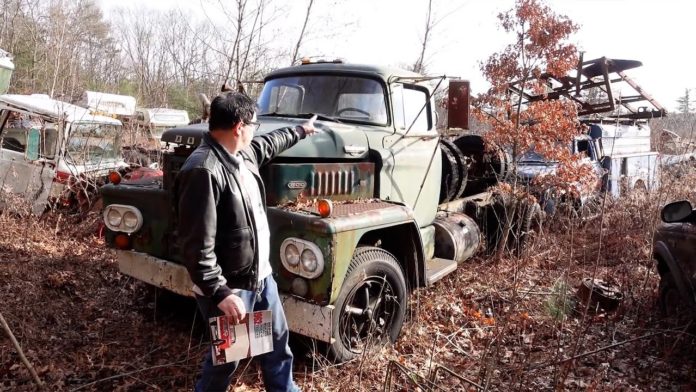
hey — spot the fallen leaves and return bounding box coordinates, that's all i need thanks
[2,172,696,391]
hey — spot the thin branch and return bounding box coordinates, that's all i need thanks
[290,0,314,66]
[524,331,665,371]
[71,360,191,391]
[0,311,45,388]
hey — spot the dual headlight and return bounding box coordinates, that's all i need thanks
[280,238,324,279]
[103,204,143,234]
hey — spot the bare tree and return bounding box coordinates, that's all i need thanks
[1,0,119,98]
[114,7,174,105]
[289,0,314,66]
[412,0,433,74]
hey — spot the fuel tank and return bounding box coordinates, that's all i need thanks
[433,212,481,263]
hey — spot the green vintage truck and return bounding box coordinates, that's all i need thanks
[101,61,523,361]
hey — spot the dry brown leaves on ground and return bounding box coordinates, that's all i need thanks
[1,170,696,391]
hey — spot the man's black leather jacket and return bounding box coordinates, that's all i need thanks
[175,126,306,303]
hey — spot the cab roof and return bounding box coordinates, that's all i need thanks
[0,94,122,125]
[264,62,422,84]
[138,107,190,126]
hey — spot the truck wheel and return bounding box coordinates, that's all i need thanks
[659,272,686,317]
[329,246,407,362]
[513,199,542,256]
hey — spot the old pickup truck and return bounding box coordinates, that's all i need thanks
[0,94,126,213]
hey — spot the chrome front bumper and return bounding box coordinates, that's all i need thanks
[115,250,334,342]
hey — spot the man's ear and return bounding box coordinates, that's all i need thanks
[232,121,244,136]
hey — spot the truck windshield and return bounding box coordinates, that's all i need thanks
[519,150,549,163]
[151,126,169,140]
[66,123,121,165]
[257,75,388,125]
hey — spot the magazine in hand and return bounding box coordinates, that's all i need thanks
[208,310,273,365]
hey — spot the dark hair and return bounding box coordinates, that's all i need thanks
[209,92,256,132]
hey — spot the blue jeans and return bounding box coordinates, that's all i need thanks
[194,276,300,392]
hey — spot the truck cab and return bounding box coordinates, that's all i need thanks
[0,94,125,213]
[101,62,485,361]
[134,107,190,141]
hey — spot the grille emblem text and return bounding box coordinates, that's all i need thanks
[287,180,307,189]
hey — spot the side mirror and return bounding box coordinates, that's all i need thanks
[661,200,693,223]
[447,80,469,130]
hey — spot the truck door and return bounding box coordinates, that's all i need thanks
[383,84,441,227]
[574,137,603,192]
[0,109,59,213]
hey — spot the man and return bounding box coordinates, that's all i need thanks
[175,91,316,392]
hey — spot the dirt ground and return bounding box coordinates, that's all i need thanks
[1,180,696,391]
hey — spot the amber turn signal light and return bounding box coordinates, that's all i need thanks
[114,234,131,250]
[317,199,333,218]
[108,171,122,185]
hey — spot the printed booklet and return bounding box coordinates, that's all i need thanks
[208,310,273,365]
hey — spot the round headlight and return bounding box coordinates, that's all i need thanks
[107,208,122,227]
[122,211,138,229]
[285,243,300,267]
[301,249,318,273]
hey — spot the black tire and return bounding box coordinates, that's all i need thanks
[439,143,460,203]
[440,139,468,200]
[329,246,407,362]
[513,199,542,256]
[659,272,685,317]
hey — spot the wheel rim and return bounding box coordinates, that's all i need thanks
[338,275,399,355]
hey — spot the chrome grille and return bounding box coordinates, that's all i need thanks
[310,169,355,196]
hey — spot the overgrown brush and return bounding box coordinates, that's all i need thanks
[349,166,696,391]
[2,167,695,391]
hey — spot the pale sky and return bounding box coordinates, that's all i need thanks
[100,0,696,112]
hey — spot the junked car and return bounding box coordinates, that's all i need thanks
[0,94,126,213]
[653,200,696,315]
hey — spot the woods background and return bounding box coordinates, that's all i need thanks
[0,0,345,115]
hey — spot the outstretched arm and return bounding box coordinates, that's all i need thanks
[247,115,317,166]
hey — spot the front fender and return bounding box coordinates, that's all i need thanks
[268,201,424,305]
